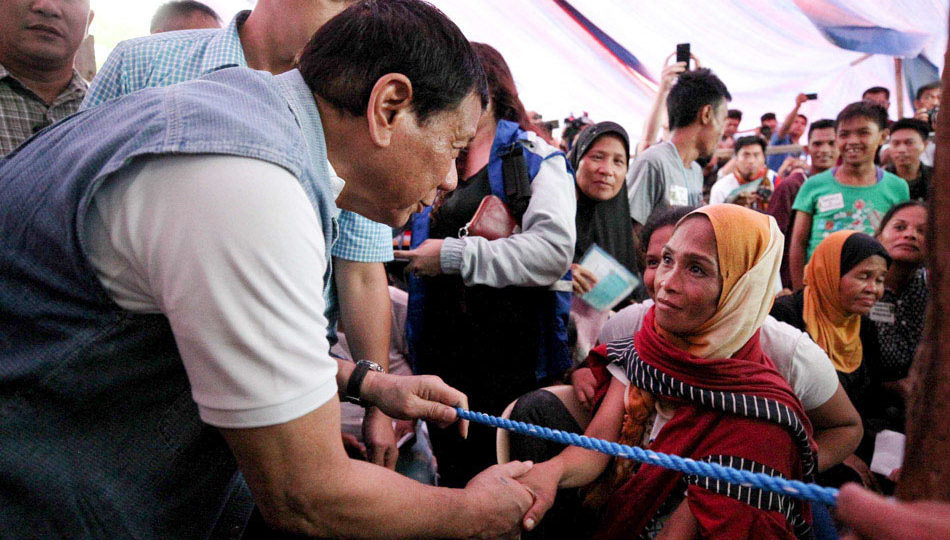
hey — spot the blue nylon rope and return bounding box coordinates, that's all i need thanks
[456,408,839,506]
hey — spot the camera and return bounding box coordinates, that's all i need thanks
[928,106,939,130]
[756,184,773,201]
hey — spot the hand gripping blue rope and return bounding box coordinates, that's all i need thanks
[456,408,839,506]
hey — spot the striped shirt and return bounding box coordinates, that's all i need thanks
[82,10,394,267]
[0,64,87,156]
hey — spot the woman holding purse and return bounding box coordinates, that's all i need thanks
[398,43,576,488]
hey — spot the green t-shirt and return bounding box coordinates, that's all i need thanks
[792,168,910,259]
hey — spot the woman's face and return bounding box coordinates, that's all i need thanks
[838,255,888,315]
[575,135,627,201]
[654,217,722,335]
[877,206,927,265]
[643,225,675,299]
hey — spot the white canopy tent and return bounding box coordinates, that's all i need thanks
[93,0,948,144]
[429,0,947,142]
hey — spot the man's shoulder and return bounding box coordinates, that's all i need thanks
[879,169,907,185]
[111,29,220,62]
[801,169,835,187]
[629,143,673,182]
[715,172,739,184]
[635,142,674,163]
[774,171,806,194]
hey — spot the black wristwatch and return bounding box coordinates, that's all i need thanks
[343,360,383,407]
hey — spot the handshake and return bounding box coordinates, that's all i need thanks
[461,457,564,539]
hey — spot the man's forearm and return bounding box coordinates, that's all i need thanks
[222,403,517,539]
[335,258,392,370]
[789,212,812,291]
[789,245,806,291]
[777,103,802,139]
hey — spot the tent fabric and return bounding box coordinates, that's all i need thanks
[431,0,947,143]
[794,0,933,57]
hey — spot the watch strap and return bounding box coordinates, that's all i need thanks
[343,360,381,407]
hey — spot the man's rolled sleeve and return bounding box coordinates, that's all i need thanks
[330,210,394,262]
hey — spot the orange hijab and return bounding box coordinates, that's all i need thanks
[656,204,783,359]
[802,230,862,372]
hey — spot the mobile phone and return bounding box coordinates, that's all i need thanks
[805,93,818,100]
[676,43,690,69]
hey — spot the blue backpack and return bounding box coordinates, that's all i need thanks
[406,120,572,381]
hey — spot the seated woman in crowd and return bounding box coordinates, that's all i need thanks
[520,205,818,539]
[402,42,575,488]
[564,206,860,473]
[770,230,890,487]
[872,201,928,427]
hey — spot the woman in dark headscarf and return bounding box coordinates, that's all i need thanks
[567,122,638,298]
[771,230,890,489]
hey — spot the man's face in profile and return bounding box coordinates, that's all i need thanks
[377,92,482,226]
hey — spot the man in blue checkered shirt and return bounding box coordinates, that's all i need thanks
[82,0,401,469]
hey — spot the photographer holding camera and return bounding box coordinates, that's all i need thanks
[709,135,776,211]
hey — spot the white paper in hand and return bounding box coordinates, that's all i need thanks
[578,244,640,311]
[869,429,905,476]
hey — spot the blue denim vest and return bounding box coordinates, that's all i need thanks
[0,68,337,538]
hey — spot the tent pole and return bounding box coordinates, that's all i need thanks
[894,58,904,118]
[896,27,950,502]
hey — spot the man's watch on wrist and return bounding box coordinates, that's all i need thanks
[343,360,384,407]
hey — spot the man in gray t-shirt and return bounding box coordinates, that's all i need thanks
[627,68,732,229]
[627,141,704,225]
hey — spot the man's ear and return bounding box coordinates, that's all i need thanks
[878,127,890,147]
[698,104,714,126]
[85,10,95,36]
[366,73,413,148]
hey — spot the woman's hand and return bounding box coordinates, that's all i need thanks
[843,454,880,491]
[570,367,597,410]
[572,263,599,295]
[394,239,444,277]
[518,459,564,531]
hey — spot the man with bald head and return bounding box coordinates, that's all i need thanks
[150,0,222,33]
[0,0,94,155]
[85,0,404,470]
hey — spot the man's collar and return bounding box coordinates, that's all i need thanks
[0,61,86,103]
[274,69,330,177]
[199,10,251,74]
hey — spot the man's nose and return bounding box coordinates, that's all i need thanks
[440,165,458,193]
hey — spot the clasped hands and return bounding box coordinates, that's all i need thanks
[359,369,561,537]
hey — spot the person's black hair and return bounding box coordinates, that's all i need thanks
[727,109,742,120]
[840,233,891,277]
[863,86,891,100]
[733,135,766,155]
[298,0,487,123]
[915,81,941,101]
[150,0,220,33]
[807,118,835,140]
[875,200,927,238]
[639,205,697,255]
[836,101,889,131]
[760,112,777,123]
[889,118,931,142]
[666,68,731,130]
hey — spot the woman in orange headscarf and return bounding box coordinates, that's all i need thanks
[771,229,890,488]
[519,205,816,539]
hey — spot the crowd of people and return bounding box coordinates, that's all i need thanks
[1,0,948,538]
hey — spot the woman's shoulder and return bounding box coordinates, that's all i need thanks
[770,290,806,330]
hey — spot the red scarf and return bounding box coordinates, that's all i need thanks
[735,166,768,185]
[596,308,815,540]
